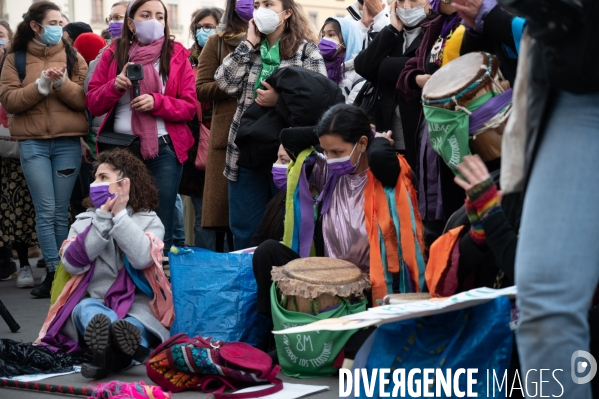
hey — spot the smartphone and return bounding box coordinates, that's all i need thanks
[126,63,144,82]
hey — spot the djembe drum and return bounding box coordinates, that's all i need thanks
[271,257,371,314]
[422,52,510,162]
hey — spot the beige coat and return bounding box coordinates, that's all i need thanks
[196,33,239,230]
[0,40,88,140]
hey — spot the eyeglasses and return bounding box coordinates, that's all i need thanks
[195,24,216,32]
[105,14,125,23]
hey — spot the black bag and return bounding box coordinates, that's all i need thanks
[353,81,377,125]
[96,132,141,159]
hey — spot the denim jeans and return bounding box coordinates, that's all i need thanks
[172,195,186,248]
[228,167,277,251]
[515,91,599,398]
[72,298,157,348]
[191,196,215,250]
[144,143,183,255]
[19,137,82,272]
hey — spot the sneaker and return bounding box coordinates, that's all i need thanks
[36,258,46,268]
[16,266,35,288]
[0,260,17,281]
[30,268,54,298]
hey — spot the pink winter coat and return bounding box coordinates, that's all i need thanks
[86,41,195,163]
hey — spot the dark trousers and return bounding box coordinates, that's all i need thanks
[252,240,299,316]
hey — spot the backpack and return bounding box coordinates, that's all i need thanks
[146,333,283,398]
[15,49,74,82]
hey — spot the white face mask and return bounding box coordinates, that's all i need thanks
[396,4,428,28]
[253,7,286,35]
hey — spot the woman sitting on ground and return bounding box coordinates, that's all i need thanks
[37,148,172,379]
[252,104,425,317]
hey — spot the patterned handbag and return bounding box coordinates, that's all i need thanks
[146,333,283,398]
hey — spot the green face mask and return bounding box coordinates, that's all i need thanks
[423,91,495,173]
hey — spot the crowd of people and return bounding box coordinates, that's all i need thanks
[0,0,597,397]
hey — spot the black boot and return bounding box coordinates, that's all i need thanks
[30,268,55,298]
[111,320,151,364]
[81,314,113,379]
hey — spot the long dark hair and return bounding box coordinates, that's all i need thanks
[9,1,77,78]
[222,0,248,39]
[84,148,159,212]
[316,104,372,147]
[190,7,224,48]
[278,0,317,60]
[114,0,173,80]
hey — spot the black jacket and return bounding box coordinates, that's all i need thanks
[444,191,522,291]
[354,24,423,170]
[236,67,344,174]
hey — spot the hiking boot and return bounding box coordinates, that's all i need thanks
[112,320,150,364]
[0,260,17,281]
[36,258,46,268]
[30,268,54,298]
[82,314,113,379]
[16,266,34,288]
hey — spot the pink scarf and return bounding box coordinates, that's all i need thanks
[129,37,165,160]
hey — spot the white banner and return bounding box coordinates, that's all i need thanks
[272,286,517,335]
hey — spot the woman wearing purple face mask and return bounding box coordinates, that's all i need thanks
[87,0,197,256]
[106,1,130,40]
[46,148,172,379]
[319,17,365,104]
[252,104,426,320]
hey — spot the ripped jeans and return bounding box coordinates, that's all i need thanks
[20,137,82,272]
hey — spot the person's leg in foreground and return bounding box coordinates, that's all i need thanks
[515,91,599,398]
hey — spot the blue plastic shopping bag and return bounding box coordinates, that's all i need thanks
[350,297,513,399]
[169,248,269,346]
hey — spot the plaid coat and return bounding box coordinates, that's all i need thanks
[215,40,326,181]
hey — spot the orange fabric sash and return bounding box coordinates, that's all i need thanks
[425,226,465,297]
[364,155,425,304]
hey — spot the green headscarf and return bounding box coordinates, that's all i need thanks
[254,39,281,98]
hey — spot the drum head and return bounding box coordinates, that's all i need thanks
[283,257,362,285]
[423,52,492,101]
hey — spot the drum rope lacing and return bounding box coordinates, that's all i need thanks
[421,52,495,106]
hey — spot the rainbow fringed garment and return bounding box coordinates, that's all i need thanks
[364,155,426,304]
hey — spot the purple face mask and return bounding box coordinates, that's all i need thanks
[272,164,288,191]
[89,180,122,208]
[318,37,340,60]
[108,21,124,38]
[326,143,362,177]
[132,18,164,44]
[236,0,254,22]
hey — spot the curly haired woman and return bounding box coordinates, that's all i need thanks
[38,148,172,379]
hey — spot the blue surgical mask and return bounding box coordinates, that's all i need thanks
[195,29,215,48]
[37,24,63,46]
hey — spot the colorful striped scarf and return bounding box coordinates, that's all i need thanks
[364,155,426,303]
[282,148,317,258]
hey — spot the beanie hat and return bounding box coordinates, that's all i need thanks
[74,33,107,64]
[63,22,93,42]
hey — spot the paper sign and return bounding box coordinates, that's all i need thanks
[273,286,517,334]
[234,382,329,399]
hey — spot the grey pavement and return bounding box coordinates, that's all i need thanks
[0,258,340,399]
